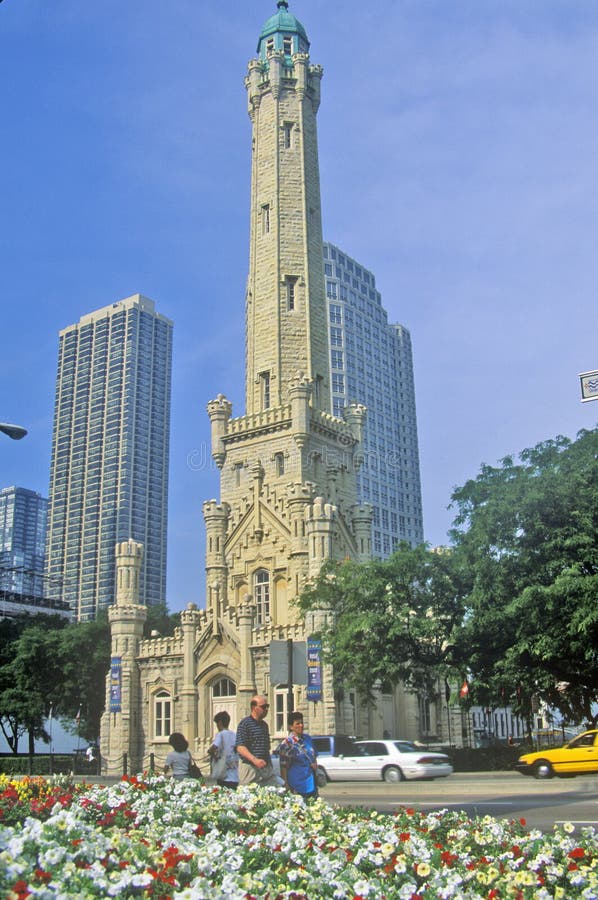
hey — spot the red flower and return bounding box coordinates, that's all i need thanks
[34,870,52,884]
[568,847,585,859]
[400,832,411,842]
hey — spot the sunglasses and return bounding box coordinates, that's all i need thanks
[257,703,270,709]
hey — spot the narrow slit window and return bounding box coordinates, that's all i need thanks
[259,371,271,410]
[261,204,270,235]
[283,122,293,149]
[285,276,297,310]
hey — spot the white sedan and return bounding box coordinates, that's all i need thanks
[317,739,453,784]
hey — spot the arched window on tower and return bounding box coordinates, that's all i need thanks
[254,569,270,626]
[154,690,171,739]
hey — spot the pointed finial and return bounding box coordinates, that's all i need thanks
[277,1,289,9]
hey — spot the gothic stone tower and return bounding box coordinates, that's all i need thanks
[203,1,371,735]
[101,4,374,773]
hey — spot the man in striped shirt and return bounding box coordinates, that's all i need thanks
[236,694,281,786]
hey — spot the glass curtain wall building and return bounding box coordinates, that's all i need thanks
[46,294,173,620]
[323,241,424,554]
[0,486,48,598]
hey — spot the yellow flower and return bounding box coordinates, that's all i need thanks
[415,862,431,877]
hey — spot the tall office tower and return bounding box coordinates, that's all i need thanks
[0,486,55,612]
[46,294,173,621]
[323,241,424,554]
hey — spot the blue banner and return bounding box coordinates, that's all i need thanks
[109,657,122,712]
[306,638,322,702]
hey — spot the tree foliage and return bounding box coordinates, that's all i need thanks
[0,603,179,752]
[0,615,68,753]
[56,615,111,743]
[450,427,598,725]
[0,614,110,751]
[298,542,467,701]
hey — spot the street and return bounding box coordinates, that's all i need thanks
[319,771,598,833]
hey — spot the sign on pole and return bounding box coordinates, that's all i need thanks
[269,641,307,685]
[579,370,598,402]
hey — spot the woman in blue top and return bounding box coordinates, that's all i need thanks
[278,711,318,799]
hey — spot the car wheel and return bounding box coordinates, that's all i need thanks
[533,760,554,779]
[316,766,328,788]
[383,765,404,783]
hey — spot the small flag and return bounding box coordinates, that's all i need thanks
[75,706,82,724]
[459,679,469,699]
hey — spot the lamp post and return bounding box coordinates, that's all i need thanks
[0,422,27,440]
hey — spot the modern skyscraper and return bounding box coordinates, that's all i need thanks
[46,294,173,621]
[323,241,424,554]
[0,486,69,617]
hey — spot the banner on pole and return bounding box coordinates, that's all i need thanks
[306,638,322,702]
[109,657,122,712]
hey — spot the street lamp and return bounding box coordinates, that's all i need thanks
[0,423,27,440]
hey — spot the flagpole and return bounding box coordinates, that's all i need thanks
[76,706,82,753]
[49,703,54,777]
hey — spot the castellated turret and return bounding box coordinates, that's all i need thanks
[203,499,230,614]
[101,540,147,775]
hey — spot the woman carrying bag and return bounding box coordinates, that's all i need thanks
[164,732,202,780]
[208,711,239,789]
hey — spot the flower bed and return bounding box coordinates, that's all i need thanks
[0,774,596,898]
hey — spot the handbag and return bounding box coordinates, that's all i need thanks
[189,761,203,779]
[188,752,203,779]
[211,752,228,781]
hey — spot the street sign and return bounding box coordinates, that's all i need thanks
[269,640,307,685]
[579,369,598,402]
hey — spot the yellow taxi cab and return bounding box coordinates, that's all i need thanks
[515,729,598,779]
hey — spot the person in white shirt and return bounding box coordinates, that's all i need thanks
[208,711,239,789]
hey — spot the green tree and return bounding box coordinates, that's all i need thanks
[56,615,111,743]
[450,427,598,726]
[144,602,180,638]
[298,543,467,701]
[0,615,67,753]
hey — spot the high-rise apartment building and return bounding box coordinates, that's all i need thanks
[46,294,173,620]
[323,241,424,554]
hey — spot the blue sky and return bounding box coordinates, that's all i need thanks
[1,1,596,613]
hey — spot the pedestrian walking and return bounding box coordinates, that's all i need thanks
[208,710,239,789]
[164,732,202,780]
[235,694,281,787]
[278,711,319,799]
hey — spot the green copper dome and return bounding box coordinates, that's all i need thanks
[257,1,310,57]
